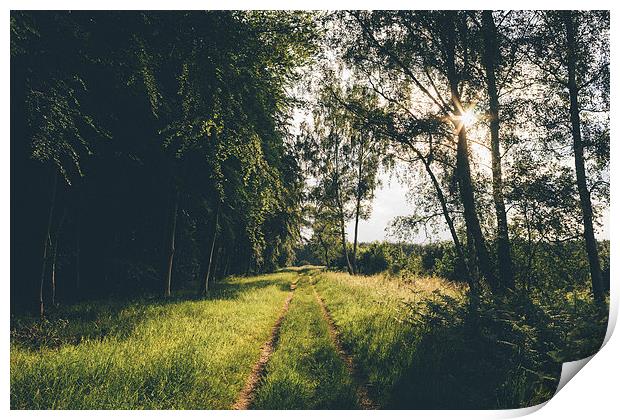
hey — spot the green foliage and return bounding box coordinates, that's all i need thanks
[12,11,321,309]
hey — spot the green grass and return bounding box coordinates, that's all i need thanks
[12,266,603,410]
[252,271,358,409]
[313,271,450,408]
[313,271,565,409]
[11,272,294,409]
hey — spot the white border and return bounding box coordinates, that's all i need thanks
[3,2,618,419]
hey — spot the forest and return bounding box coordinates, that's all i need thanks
[11,10,609,410]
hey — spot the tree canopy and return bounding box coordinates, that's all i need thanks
[10,10,609,317]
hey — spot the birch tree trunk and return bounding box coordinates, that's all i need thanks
[75,198,81,294]
[40,168,58,318]
[443,12,499,291]
[203,204,220,295]
[563,11,604,304]
[352,139,364,275]
[413,146,476,296]
[164,187,179,297]
[50,209,66,307]
[481,10,514,291]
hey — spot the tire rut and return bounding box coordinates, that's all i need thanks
[232,284,296,410]
[312,284,378,410]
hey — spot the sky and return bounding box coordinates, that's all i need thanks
[346,172,611,244]
[344,171,451,244]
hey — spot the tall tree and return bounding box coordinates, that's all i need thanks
[528,10,609,303]
[480,10,514,290]
[562,11,605,304]
[338,11,500,292]
[441,11,499,291]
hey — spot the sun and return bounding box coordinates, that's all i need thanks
[459,109,477,127]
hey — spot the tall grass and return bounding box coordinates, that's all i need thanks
[313,271,449,407]
[313,270,605,409]
[252,271,358,409]
[11,272,293,409]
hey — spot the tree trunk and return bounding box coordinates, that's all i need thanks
[563,11,605,304]
[50,210,66,307]
[164,187,179,297]
[455,127,498,290]
[40,168,58,319]
[334,137,354,275]
[223,254,230,278]
[75,199,81,294]
[318,233,330,268]
[211,246,222,283]
[352,200,361,273]
[324,245,329,268]
[203,204,220,295]
[50,238,58,307]
[481,10,514,291]
[337,208,353,275]
[352,139,364,274]
[414,146,476,294]
[443,12,499,291]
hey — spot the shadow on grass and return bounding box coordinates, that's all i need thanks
[341,291,603,409]
[386,324,562,409]
[11,272,293,351]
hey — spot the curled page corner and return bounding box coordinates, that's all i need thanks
[555,355,595,396]
[498,353,598,418]
[496,401,549,418]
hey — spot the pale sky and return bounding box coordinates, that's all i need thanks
[345,172,452,244]
[346,173,610,244]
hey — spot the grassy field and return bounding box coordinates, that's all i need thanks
[312,271,565,409]
[11,272,293,409]
[11,266,603,410]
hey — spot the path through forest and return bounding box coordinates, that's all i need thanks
[10,266,570,409]
[232,285,296,409]
[237,268,375,409]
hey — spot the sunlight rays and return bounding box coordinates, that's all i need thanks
[459,109,477,127]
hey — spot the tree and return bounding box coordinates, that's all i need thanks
[562,11,606,305]
[11,11,319,312]
[527,11,609,303]
[480,10,514,290]
[302,73,384,275]
[335,10,502,297]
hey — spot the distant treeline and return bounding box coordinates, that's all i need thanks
[297,239,610,291]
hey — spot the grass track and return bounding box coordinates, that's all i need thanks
[251,271,358,409]
[313,271,432,408]
[11,272,294,409]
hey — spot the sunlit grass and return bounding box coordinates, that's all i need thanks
[313,270,565,409]
[11,272,293,409]
[313,271,462,408]
[252,273,358,409]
